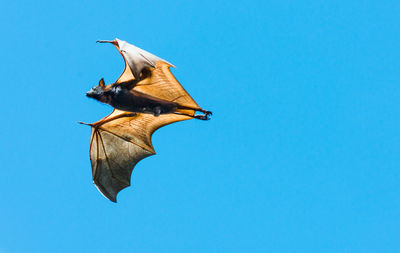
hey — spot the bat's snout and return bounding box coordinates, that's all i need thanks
[86,89,99,99]
[86,86,107,104]
[86,90,94,98]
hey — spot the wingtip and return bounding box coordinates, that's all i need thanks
[165,61,176,68]
[94,182,119,203]
[102,192,118,203]
[157,61,176,69]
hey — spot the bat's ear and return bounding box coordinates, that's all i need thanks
[99,78,105,87]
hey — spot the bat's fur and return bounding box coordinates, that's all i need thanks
[87,78,211,119]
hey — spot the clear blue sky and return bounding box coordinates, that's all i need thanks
[1,0,399,252]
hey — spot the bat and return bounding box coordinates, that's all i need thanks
[80,39,211,202]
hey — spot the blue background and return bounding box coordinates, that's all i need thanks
[1,0,399,252]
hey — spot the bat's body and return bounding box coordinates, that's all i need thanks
[87,80,211,118]
[87,81,178,116]
[110,87,178,116]
[81,39,211,202]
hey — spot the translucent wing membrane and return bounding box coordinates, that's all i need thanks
[89,110,191,202]
[90,127,153,202]
[135,61,199,110]
[116,38,173,79]
[104,38,173,83]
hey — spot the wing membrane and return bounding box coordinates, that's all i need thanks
[135,61,199,109]
[105,38,172,84]
[89,110,191,202]
[90,126,153,202]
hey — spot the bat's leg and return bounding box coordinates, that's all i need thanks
[177,105,212,116]
[173,110,212,120]
[197,108,213,115]
[174,104,212,120]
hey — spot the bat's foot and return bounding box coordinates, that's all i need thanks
[174,108,212,120]
[194,111,212,120]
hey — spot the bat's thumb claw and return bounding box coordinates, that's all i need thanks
[78,121,93,126]
[96,40,117,45]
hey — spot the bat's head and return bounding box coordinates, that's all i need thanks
[86,78,108,103]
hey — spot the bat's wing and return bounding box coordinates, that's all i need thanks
[89,109,192,202]
[100,39,200,112]
[99,38,173,82]
[135,61,201,111]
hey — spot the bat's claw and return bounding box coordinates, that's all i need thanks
[78,121,93,126]
[97,40,118,45]
[194,111,212,120]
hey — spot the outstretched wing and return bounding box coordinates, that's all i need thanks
[89,120,153,203]
[99,39,200,111]
[115,38,173,80]
[90,109,192,202]
[135,61,200,110]
[99,38,173,83]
